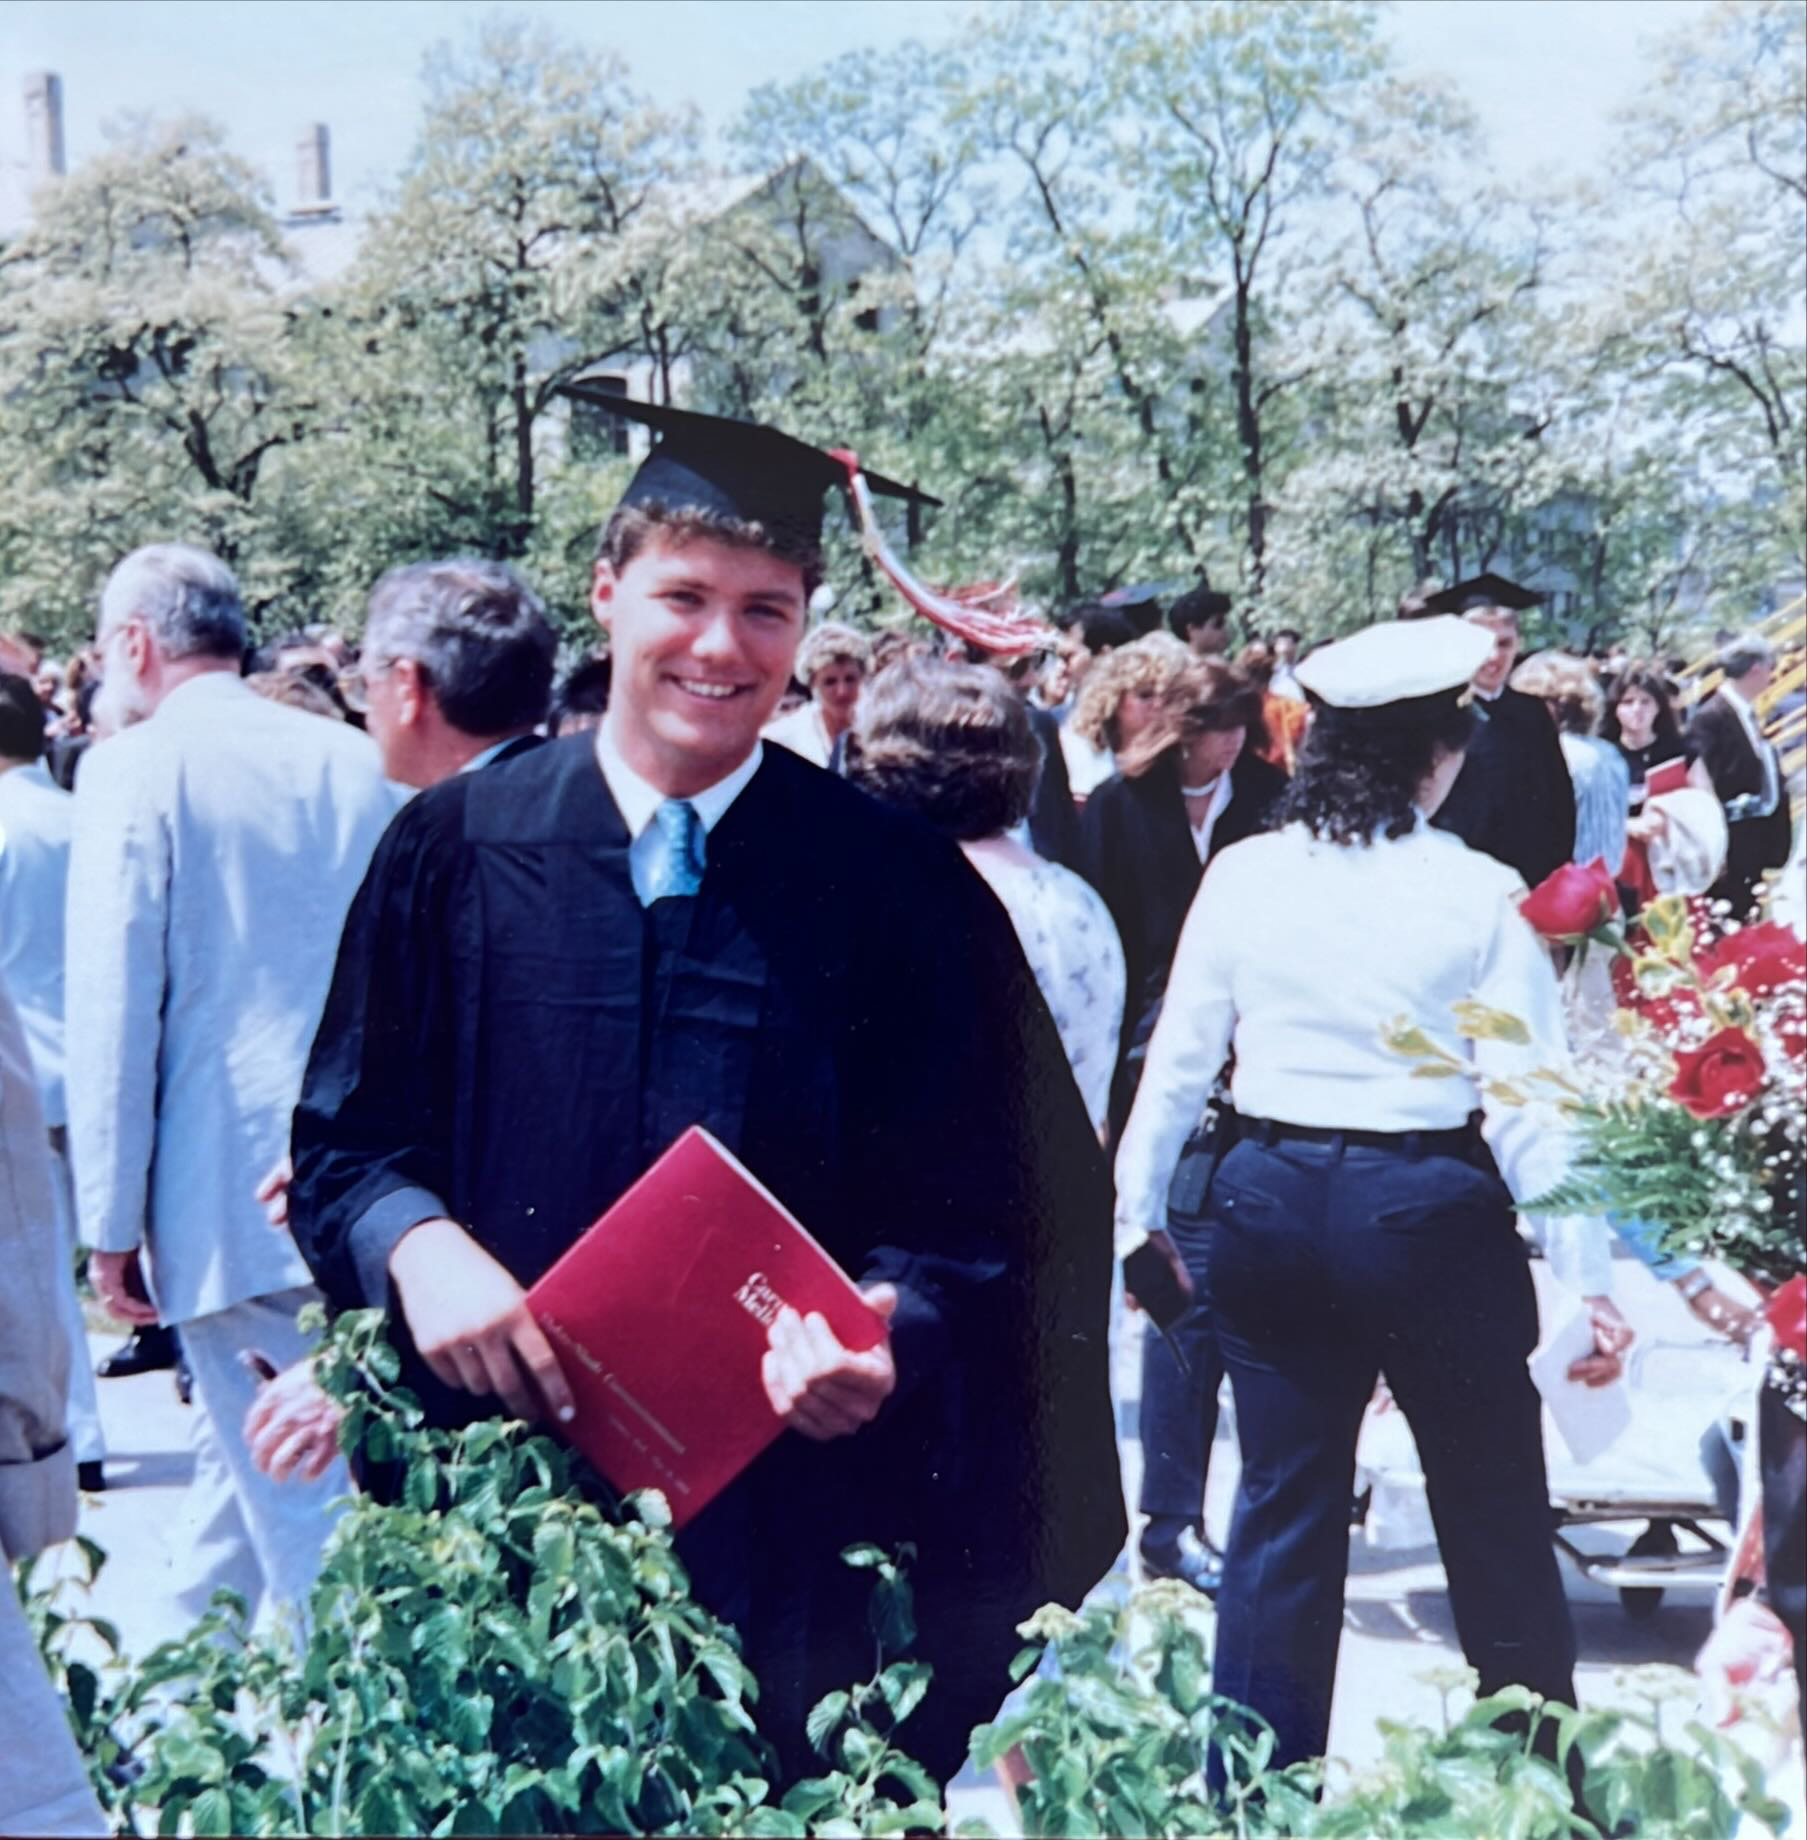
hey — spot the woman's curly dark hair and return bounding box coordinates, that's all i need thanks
[1276,695,1478,845]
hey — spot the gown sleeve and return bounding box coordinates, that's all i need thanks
[289,796,463,1313]
[846,836,1113,1407]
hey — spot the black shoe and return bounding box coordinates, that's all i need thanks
[77,1460,106,1493]
[1140,1523,1225,1597]
[96,1324,178,1379]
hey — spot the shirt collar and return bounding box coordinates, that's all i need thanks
[458,738,518,775]
[593,720,763,840]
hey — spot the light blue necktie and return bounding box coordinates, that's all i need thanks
[644,798,705,902]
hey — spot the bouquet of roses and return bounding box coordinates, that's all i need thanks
[1518,862,1806,1413]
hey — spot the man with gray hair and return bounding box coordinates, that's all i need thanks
[347,558,555,787]
[67,543,397,1627]
[1689,630,1792,921]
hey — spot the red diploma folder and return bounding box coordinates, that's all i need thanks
[1645,757,1690,799]
[525,1126,885,1529]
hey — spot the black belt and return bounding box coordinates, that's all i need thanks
[1238,1113,1484,1158]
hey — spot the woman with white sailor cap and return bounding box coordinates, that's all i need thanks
[1113,615,1633,1778]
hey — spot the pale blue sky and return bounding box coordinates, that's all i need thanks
[2,0,1710,218]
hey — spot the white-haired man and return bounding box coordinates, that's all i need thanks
[67,544,397,1625]
[1690,631,1793,921]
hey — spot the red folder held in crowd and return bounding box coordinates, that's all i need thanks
[526,1126,885,1529]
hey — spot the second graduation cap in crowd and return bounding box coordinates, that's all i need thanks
[560,382,1054,656]
[1419,573,1546,615]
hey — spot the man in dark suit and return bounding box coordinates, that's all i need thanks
[1408,575,1575,888]
[347,558,556,787]
[1689,632,1793,921]
[1078,657,1284,1136]
[1077,656,1283,1596]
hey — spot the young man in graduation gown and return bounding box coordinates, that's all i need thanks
[288,399,1126,1786]
[1407,575,1575,888]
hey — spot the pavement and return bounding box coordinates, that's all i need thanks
[56,1319,1719,1836]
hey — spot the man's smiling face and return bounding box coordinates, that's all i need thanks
[591,531,807,796]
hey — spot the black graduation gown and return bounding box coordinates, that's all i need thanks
[1025,703,1080,869]
[1432,687,1575,888]
[1077,751,1285,1134]
[290,735,1124,1782]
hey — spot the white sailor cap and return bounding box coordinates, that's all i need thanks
[1293,616,1492,710]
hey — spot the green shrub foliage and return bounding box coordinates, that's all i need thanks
[16,1308,1791,1837]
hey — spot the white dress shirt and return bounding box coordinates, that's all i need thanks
[65,673,399,1323]
[1113,819,1614,1295]
[0,762,72,1127]
[594,722,762,905]
[1184,770,1234,864]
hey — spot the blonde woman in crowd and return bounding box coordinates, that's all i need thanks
[1060,631,1189,799]
[763,621,872,770]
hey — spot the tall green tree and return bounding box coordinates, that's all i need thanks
[0,117,317,643]
[285,16,703,632]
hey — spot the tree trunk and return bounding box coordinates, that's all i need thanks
[511,346,534,557]
[1230,271,1266,597]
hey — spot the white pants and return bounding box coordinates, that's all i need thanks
[170,1287,350,1633]
[46,1140,103,1466]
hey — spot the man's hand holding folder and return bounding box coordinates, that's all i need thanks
[389,1217,579,1426]
[763,1285,899,1440]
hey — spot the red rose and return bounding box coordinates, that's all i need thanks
[1667,1026,1768,1119]
[1519,859,1619,939]
[1765,1275,1807,1362]
[1610,954,1703,1036]
[1701,922,1807,997]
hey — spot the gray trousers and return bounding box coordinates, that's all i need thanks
[171,1286,349,1633]
[46,1138,103,1465]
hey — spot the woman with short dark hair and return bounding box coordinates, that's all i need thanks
[1114,616,1629,1780]
[848,658,1124,1139]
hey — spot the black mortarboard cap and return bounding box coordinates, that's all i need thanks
[561,384,940,552]
[1419,572,1545,615]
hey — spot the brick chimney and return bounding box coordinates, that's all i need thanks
[295,123,331,210]
[24,72,67,181]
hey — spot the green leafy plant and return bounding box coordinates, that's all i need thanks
[21,1307,941,1836]
[18,1308,1790,1838]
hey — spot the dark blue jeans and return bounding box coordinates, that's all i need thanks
[1201,1135,1576,1770]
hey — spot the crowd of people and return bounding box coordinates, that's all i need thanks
[0,396,1802,1833]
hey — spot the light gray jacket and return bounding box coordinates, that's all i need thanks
[0,974,106,1834]
[0,759,74,1128]
[66,672,398,1324]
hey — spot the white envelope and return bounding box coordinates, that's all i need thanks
[1529,1305,1634,1466]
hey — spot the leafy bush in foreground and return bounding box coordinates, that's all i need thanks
[18,1308,1792,1837]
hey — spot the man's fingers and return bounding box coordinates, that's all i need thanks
[477,1341,537,1422]
[447,1345,491,1396]
[268,1425,323,1484]
[510,1316,575,1424]
[859,1282,899,1321]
